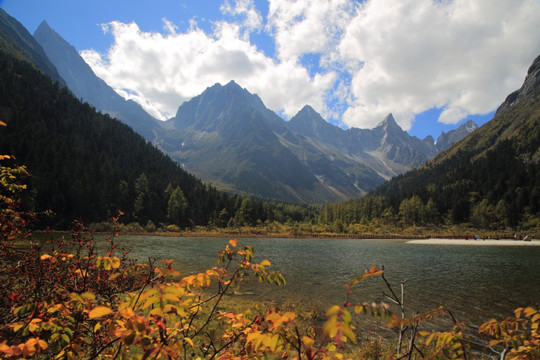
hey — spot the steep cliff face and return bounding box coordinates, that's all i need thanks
[34,21,160,141]
[496,54,540,114]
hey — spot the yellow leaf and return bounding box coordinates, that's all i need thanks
[108,273,121,280]
[163,293,180,302]
[101,256,112,271]
[260,259,271,267]
[302,336,315,347]
[89,306,113,319]
[149,308,163,316]
[81,292,95,301]
[326,305,341,317]
[343,324,357,344]
[184,337,194,347]
[167,286,186,298]
[111,257,121,269]
[489,339,503,347]
[119,306,135,319]
[40,254,51,260]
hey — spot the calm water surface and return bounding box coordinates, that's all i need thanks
[107,236,539,334]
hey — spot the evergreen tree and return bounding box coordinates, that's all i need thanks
[167,186,188,225]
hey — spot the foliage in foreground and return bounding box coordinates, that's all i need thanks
[1,145,539,359]
[1,228,538,360]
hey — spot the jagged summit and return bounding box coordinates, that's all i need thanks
[224,79,240,88]
[289,105,327,126]
[298,104,318,114]
[37,20,52,31]
[435,119,478,152]
[377,113,399,128]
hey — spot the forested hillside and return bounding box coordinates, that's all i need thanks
[0,51,312,229]
[317,55,540,231]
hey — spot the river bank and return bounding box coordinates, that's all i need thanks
[37,228,532,241]
[408,238,540,246]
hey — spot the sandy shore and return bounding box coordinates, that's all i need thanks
[407,238,540,246]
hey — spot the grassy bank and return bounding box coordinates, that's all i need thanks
[81,221,532,240]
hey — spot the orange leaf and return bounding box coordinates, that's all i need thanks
[229,239,238,247]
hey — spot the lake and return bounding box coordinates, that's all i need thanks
[105,236,539,332]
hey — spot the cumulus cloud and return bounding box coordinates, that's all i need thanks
[338,0,540,130]
[266,0,355,61]
[81,0,540,131]
[81,17,332,120]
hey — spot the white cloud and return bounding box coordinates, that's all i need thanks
[81,18,332,120]
[439,107,469,125]
[220,0,263,33]
[80,0,540,131]
[266,0,355,61]
[162,18,178,34]
[337,0,540,129]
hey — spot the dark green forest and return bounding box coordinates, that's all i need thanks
[318,99,540,231]
[0,51,315,229]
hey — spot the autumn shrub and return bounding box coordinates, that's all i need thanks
[1,131,539,359]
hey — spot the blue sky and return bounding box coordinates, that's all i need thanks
[1,0,539,140]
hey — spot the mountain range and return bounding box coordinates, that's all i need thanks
[154,82,476,203]
[371,53,540,226]
[3,9,478,204]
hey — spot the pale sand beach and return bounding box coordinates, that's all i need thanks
[407,238,540,246]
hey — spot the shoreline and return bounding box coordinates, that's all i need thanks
[407,238,540,246]
[35,230,534,242]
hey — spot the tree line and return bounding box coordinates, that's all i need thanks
[1,49,538,232]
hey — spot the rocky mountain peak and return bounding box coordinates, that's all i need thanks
[435,119,478,152]
[36,20,52,32]
[377,113,400,129]
[497,54,540,114]
[290,105,326,126]
[464,119,478,132]
[288,104,343,144]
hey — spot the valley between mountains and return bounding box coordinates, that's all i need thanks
[34,20,477,203]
